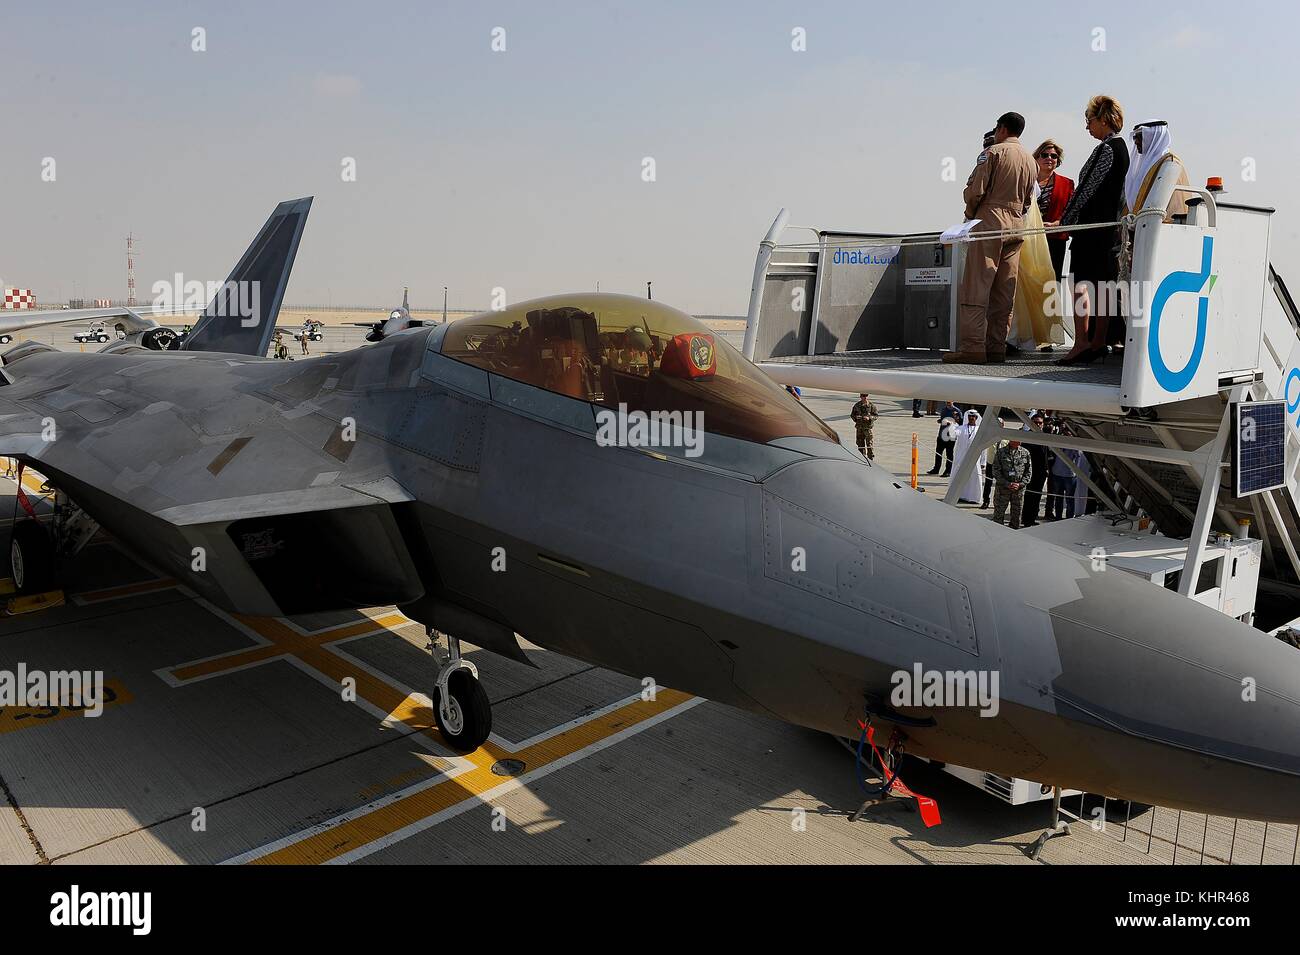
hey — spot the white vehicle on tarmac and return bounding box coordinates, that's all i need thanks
[72,322,113,344]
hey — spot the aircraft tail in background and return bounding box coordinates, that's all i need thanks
[181,197,312,357]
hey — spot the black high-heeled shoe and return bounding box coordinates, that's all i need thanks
[1074,346,1106,365]
[1054,350,1087,366]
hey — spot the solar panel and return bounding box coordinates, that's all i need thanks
[1232,400,1288,497]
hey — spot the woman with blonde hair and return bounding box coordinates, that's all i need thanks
[1056,95,1130,365]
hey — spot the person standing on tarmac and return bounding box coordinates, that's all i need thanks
[1021,412,1049,527]
[927,400,960,476]
[991,438,1032,528]
[981,416,1006,509]
[944,112,1037,366]
[851,393,880,460]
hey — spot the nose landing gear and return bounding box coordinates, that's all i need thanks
[427,628,492,752]
[9,519,56,593]
[848,718,942,828]
[5,463,100,604]
[7,462,61,596]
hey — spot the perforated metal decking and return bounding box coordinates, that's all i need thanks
[764,349,1124,387]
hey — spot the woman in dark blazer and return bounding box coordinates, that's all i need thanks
[1032,139,1074,279]
[1056,95,1130,365]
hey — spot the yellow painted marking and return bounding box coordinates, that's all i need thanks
[6,590,65,615]
[20,471,47,497]
[250,688,692,865]
[0,679,132,734]
[0,578,14,596]
[357,766,431,804]
[74,577,177,605]
[167,612,407,684]
[0,464,52,498]
[163,608,699,864]
[0,464,52,512]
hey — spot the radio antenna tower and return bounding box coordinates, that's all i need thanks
[126,234,138,306]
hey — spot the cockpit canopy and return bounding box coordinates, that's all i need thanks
[440,293,836,445]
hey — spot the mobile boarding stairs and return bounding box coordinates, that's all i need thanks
[743,173,1300,632]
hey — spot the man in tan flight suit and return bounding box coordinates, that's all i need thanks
[943,111,1037,365]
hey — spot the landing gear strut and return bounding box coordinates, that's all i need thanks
[7,462,59,594]
[5,470,101,596]
[427,627,492,752]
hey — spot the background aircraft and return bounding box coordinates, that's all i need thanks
[354,286,423,342]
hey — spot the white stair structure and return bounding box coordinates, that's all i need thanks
[742,171,1300,613]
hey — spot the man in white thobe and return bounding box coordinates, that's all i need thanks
[950,409,987,504]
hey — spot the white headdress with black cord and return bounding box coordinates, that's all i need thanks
[1125,120,1173,212]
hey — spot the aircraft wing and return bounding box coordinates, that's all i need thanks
[0,307,160,338]
[150,476,416,526]
[0,400,55,459]
[0,196,433,619]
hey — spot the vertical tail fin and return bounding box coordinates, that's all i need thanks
[181,197,312,356]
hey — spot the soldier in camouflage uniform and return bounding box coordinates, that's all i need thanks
[990,438,1032,528]
[850,393,880,460]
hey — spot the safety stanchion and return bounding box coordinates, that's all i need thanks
[911,432,918,489]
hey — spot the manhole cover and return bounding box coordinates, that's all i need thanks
[491,758,526,777]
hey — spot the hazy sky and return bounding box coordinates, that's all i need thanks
[1,1,1295,314]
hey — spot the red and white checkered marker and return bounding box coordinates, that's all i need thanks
[3,288,36,309]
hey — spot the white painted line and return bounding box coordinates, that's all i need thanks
[223,694,704,865]
[326,695,705,865]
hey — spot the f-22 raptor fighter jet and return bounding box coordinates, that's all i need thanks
[2,198,1299,823]
[353,286,422,343]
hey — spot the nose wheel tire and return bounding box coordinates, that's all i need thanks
[10,520,55,593]
[433,669,492,752]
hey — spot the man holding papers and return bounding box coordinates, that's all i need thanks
[943,112,1037,365]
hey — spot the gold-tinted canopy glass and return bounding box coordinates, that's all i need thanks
[440,293,836,445]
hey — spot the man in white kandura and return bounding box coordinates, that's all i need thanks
[950,408,987,505]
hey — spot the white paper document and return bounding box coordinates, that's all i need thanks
[940,219,981,243]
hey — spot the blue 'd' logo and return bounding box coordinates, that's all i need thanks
[1148,236,1215,393]
[1286,365,1300,427]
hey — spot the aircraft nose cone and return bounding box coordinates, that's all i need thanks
[1029,565,1300,822]
[759,456,1300,822]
